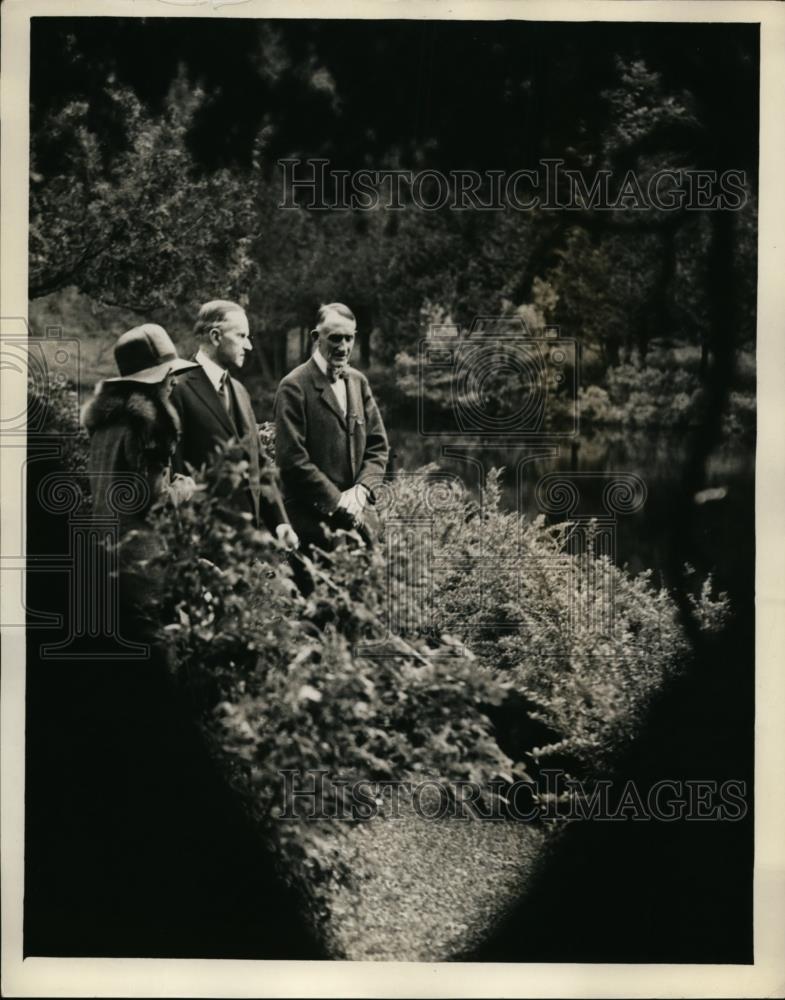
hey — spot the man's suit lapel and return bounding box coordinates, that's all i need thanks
[230,378,255,438]
[345,372,364,475]
[231,378,261,520]
[346,373,363,427]
[188,365,236,436]
[309,357,347,428]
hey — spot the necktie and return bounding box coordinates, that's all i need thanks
[218,371,232,417]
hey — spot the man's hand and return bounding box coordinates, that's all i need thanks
[167,473,197,507]
[275,523,300,550]
[336,484,370,521]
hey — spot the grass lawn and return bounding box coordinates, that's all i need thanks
[317,802,551,961]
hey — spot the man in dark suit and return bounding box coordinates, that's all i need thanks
[274,302,389,551]
[171,300,298,548]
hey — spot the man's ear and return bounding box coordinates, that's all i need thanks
[209,326,222,347]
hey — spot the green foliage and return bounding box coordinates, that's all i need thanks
[578,357,754,433]
[30,25,757,414]
[371,467,729,773]
[30,49,758,409]
[31,371,92,511]
[394,337,754,435]
[145,443,516,920]
[600,57,698,157]
[29,287,150,391]
[30,77,262,313]
[31,345,730,929]
[152,446,516,785]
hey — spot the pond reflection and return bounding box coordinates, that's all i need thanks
[386,421,755,606]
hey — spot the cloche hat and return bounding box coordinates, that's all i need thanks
[106,324,198,384]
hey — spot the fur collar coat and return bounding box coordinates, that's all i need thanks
[81,382,182,521]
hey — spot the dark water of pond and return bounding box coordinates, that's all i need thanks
[385,418,755,612]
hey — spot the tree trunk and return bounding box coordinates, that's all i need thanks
[352,304,374,368]
[643,223,677,362]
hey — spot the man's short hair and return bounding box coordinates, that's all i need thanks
[315,302,356,330]
[194,300,246,340]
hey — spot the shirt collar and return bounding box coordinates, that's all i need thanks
[312,347,347,383]
[195,348,227,392]
[312,347,330,378]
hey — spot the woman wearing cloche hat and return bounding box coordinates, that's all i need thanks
[81,324,198,637]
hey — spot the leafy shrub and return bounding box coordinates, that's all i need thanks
[369,467,728,774]
[29,371,92,511]
[145,445,516,923]
[152,454,515,797]
[395,344,754,436]
[30,374,730,928]
[576,361,754,434]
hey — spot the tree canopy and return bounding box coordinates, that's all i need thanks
[29,18,758,378]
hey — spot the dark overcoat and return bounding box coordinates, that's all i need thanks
[273,357,389,545]
[170,364,287,533]
[81,381,180,637]
[82,381,180,528]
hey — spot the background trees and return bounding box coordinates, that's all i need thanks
[29,18,757,403]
